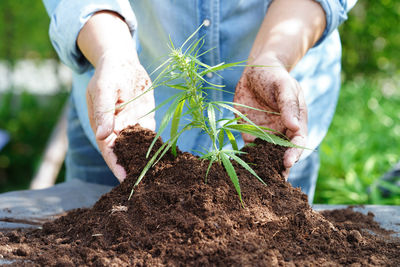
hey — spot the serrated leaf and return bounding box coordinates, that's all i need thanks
[218,129,225,150]
[170,99,186,156]
[130,140,170,199]
[214,100,280,115]
[227,152,266,186]
[181,23,203,49]
[168,84,190,90]
[214,102,263,131]
[205,155,217,183]
[202,86,234,95]
[184,36,205,56]
[147,95,182,158]
[207,104,217,137]
[152,129,183,167]
[225,124,305,149]
[224,129,238,151]
[199,60,247,76]
[220,153,243,205]
[139,92,183,122]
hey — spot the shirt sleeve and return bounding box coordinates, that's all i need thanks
[313,0,357,46]
[42,0,137,74]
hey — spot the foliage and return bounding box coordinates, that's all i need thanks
[315,78,400,205]
[340,0,400,79]
[0,91,68,193]
[128,29,299,204]
[0,1,55,62]
[314,0,400,204]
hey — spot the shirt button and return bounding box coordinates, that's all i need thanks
[206,72,213,78]
[203,19,211,27]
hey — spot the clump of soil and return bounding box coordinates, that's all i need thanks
[0,124,399,266]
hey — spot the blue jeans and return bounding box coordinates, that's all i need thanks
[66,98,320,203]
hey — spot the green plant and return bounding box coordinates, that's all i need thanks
[0,91,68,193]
[315,78,400,205]
[128,28,300,204]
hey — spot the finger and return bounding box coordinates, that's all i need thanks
[282,168,290,180]
[116,70,156,131]
[283,86,308,169]
[276,78,301,132]
[97,133,127,182]
[284,136,306,169]
[297,83,308,138]
[87,78,118,141]
[241,132,256,144]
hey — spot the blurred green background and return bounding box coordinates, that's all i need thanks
[0,1,398,204]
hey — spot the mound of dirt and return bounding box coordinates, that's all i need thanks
[0,125,399,266]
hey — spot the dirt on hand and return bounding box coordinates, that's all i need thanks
[0,124,399,266]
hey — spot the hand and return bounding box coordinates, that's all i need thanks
[86,51,155,182]
[234,57,307,178]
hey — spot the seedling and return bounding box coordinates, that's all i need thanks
[127,27,301,205]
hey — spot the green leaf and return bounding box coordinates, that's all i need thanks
[147,94,183,158]
[170,99,186,156]
[202,86,234,95]
[149,57,172,76]
[220,152,243,206]
[199,60,247,76]
[168,84,189,90]
[184,36,205,56]
[205,155,217,183]
[194,71,224,88]
[139,92,183,122]
[207,104,217,137]
[153,128,186,167]
[218,129,225,150]
[130,140,170,199]
[224,129,238,151]
[181,23,203,49]
[225,124,305,148]
[214,100,280,115]
[168,35,175,50]
[214,102,265,132]
[227,152,266,186]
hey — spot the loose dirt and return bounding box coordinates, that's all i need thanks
[0,125,399,266]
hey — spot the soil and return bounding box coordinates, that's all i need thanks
[0,124,399,266]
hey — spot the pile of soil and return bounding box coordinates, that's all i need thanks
[0,125,399,266]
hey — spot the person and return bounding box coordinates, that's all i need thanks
[43,0,356,204]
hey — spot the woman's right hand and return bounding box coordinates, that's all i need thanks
[86,50,155,183]
[78,11,155,182]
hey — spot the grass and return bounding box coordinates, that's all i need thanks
[315,76,400,205]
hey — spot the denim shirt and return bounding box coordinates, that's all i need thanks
[43,0,356,160]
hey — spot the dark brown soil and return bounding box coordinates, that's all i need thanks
[0,125,399,266]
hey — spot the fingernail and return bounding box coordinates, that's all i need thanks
[96,125,105,138]
[287,155,296,168]
[293,117,299,127]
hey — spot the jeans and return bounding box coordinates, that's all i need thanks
[287,147,320,204]
[66,97,320,203]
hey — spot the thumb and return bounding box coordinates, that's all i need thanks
[277,79,301,132]
[86,80,117,141]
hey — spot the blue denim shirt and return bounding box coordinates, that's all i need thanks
[43,0,356,160]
